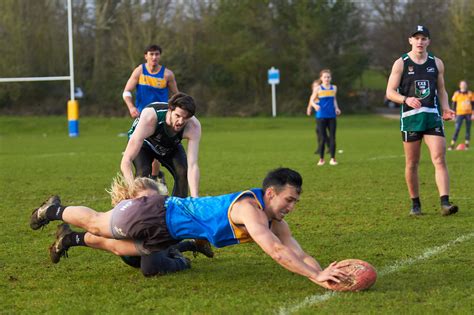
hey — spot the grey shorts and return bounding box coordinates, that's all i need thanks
[109,195,178,255]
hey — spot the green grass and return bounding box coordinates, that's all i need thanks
[0,115,472,314]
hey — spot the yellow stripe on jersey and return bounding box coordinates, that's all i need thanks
[452,91,473,115]
[317,89,336,98]
[139,74,167,89]
[227,190,263,244]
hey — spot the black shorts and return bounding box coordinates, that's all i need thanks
[133,143,189,197]
[401,127,445,142]
[110,194,179,254]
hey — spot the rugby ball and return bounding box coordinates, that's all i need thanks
[326,259,377,291]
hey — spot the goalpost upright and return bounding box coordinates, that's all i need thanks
[0,0,78,137]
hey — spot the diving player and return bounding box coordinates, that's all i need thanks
[30,168,349,288]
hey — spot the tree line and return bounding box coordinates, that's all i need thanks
[0,0,472,116]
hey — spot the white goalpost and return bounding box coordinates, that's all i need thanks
[0,0,78,137]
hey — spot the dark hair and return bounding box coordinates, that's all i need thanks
[262,168,302,194]
[168,92,196,117]
[144,45,162,54]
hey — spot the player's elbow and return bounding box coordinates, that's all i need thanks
[268,243,291,264]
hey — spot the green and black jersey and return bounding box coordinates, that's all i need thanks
[128,103,184,156]
[398,52,443,131]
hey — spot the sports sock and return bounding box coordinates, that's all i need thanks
[175,241,195,252]
[46,205,67,221]
[411,197,421,208]
[62,232,86,247]
[440,195,450,206]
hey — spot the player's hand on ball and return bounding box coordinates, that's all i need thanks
[311,261,349,285]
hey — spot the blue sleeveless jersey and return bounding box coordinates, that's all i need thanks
[315,85,336,119]
[165,189,266,248]
[136,64,168,112]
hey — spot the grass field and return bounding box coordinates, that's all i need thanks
[0,115,473,314]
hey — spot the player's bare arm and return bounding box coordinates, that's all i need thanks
[387,58,422,109]
[120,108,157,184]
[435,57,455,120]
[333,85,341,115]
[166,69,179,96]
[310,85,321,112]
[183,117,201,197]
[231,198,348,287]
[271,219,322,271]
[306,85,320,115]
[123,66,142,118]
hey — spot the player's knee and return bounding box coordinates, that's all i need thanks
[406,160,419,170]
[431,155,446,167]
[86,212,106,235]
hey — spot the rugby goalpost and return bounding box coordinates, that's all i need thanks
[0,0,78,137]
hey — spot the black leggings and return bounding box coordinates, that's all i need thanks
[317,118,336,159]
[133,143,188,197]
[121,241,197,277]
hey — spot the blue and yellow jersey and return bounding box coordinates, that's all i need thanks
[315,85,336,119]
[452,90,473,115]
[165,188,266,248]
[136,64,168,112]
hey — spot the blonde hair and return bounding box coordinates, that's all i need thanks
[107,173,168,206]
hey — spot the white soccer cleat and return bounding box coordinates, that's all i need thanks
[329,159,338,166]
[317,159,325,166]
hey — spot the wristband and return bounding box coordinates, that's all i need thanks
[122,91,132,99]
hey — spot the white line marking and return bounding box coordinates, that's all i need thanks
[367,154,404,161]
[277,232,474,315]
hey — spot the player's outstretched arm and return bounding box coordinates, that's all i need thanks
[271,219,349,288]
[236,200,347,288]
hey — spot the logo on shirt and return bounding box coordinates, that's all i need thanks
[118,200,133,212]
[414,80,430,99]
[426,67,435,73]
[408,66,414,75]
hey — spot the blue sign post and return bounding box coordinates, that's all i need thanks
[268,67,280,117]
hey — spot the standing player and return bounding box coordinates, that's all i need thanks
[122,44,179,184]
[30,168,349,288]
[122,44,178,117]
[121,92,201,198]
[386,25,458,216]
[307,70,341,166]
[448,80,473,150]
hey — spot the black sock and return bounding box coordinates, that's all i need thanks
[440,195,450,206]
[62,232,87,247]
[411,197,421,208]
[175,241,195,253]
[46,205,67,221]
